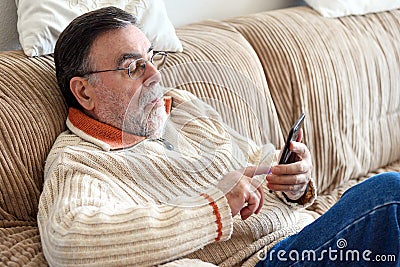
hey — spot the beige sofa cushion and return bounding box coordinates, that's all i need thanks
[0,51,66,222]
[163,21,283,147]
[228,7,400,194]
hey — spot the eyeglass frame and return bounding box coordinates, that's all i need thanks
[83,51,168,80]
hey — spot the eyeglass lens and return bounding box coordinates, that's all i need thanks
[128,53,167,79]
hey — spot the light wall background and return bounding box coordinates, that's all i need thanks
[0,0,301,52]
[164,0,300,27]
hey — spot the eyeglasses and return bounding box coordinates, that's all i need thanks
[84,51,168,80]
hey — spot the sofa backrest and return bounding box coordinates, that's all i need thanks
[0,51,66,222]
[162,20,283,147]
[226,7,400,193]
[0,23,283,222]
[0,21,283,223]
[1,7,399,223]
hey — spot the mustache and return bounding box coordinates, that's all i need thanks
[137,84,164,109]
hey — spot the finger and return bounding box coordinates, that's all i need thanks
[271,160,311,176]
[240,207,252,220]
[242,165,270,178]
[296,128,303,142]
[249,177,264,214]
[267,182,307,193]
[267,173,310,185]
[255,185,264,214]
[240,189,261,220]
[290,141,310,161]
[240,185,261,220]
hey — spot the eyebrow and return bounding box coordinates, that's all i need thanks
[116,45,154,66]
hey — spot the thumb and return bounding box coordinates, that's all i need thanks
[296,128,303,142]
[242,165,270,178]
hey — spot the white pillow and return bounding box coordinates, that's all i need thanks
[304,0,400,17]
[15,0,183,57]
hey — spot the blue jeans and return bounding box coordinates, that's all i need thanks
[256,172,400,266]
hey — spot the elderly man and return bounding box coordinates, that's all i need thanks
[38,6,400,267]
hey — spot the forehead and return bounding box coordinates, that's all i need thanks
[89,25,151,67]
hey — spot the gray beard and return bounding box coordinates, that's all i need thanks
[122,84,167,138]
[93,79,168,138]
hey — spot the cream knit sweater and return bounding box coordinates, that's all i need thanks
[38,88,316,267]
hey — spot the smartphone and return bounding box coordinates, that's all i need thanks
[278,113,305,165]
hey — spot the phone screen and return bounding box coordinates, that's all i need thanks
[278,113,305,165]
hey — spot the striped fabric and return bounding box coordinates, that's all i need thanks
[1,5,400,266]
[226,7,400,194]
[161,20,284,148]
[0,51,66,222]
[0,51,66,265]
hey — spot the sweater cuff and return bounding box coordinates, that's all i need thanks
[276,178,317,209]
[201,187,233,242]
[163,187,232,242]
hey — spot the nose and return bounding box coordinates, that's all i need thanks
[142,62,161,87]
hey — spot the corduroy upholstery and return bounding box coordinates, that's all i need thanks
[161,21,283,147]
[0,52,66,266]
[227,6,400,195]
[1,6,399,266]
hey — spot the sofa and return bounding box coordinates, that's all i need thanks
[1,5,399,266]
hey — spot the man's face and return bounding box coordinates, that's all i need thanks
[87,24,167,138]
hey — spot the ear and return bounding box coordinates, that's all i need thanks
[70,77,95,111]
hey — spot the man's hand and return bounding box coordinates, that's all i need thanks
[266,129,312,201]
[217,166,268,220]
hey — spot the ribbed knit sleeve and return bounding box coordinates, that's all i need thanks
[38,163,233,266]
